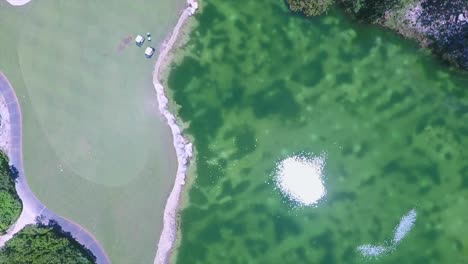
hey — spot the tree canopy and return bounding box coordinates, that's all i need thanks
[0,222,96,264]
[0,151,22,233]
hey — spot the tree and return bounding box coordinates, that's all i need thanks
[0,151,22,233]
[0,224,97,264]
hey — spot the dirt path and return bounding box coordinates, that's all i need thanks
[0,72,111,264]
[152,1,198,263]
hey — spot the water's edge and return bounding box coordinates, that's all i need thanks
[152,1,198,263]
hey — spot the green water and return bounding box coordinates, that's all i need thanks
[167,1,468,263]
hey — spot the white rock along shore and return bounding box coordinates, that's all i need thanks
[5,0,31,6]
[152,0,198,263]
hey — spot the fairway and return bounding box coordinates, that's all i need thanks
[0,0,184,263]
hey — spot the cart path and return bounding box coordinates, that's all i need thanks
[0,71,111,264]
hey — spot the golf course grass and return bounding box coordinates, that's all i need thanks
[0,0,184,263]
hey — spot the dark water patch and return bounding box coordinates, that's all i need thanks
[423,228,441,241]
[245,239,268,258]
[309,230,334,248]
[189,107,224,142]
[223,125,257,158]
[369,216,383,241]
[361,88,385,106]
[415,117,430,134]
[431,117,446,127]
[454,103,468,118]
[454,239,464,252]
[208,33,231,51]
[290,60,324,87]
[197,3,226,35]
[225,219,246,236]
[189,187,209,205]
[360,174,376,187]
[335,71,353,85]
[420,163,441,185]
[220,199,236,212]
[221,82,246,109]
[341,247,355,263]
[231,181,251,196]
[389,103,417,121]
[341,144,353,156]
[234,19,248,33]
[222,180,233,194]
[444,152,453,161]
[272,215,301,243]
[179,206,209,229]
[198,218,223,243]
[355,141,370,158]
[176,240,208,262]
[419,185,431,195]
[382,159,402,175]
[168,56,204,94]
[295,247,307,261]
[375,89,413,113]
[240,167,252,176]
[460,166,468,189]
[218,157,228,169]
[304,93,321,105]
[195,159,225,187]
[328,191,357,205]
[251,80,300,120]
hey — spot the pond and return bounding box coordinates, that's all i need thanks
[168,0,468,263]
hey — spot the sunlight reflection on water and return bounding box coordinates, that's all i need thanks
[357,209,417,258]
[274,154,326,206]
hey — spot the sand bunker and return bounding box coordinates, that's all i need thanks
[6,0,32,6]
[274,155,326,206]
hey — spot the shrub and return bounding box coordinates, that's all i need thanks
[286,0,335,16]
[0,151,22,233]
[0,223,96,264]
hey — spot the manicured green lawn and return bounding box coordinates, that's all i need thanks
[0,0,183,262]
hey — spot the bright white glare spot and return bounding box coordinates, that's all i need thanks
[392,209,417,244]
[274,155,325,206]
[357,208,417,258]
[357,244,389,257]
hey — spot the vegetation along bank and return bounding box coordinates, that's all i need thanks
[0,151,21,234]
[0,221,96,264]
[286,0,468,70]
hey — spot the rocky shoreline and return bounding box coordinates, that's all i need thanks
[379,0,468,70]
[152,1,198,264]
[287,0,468,71]
[5,0,31,6]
